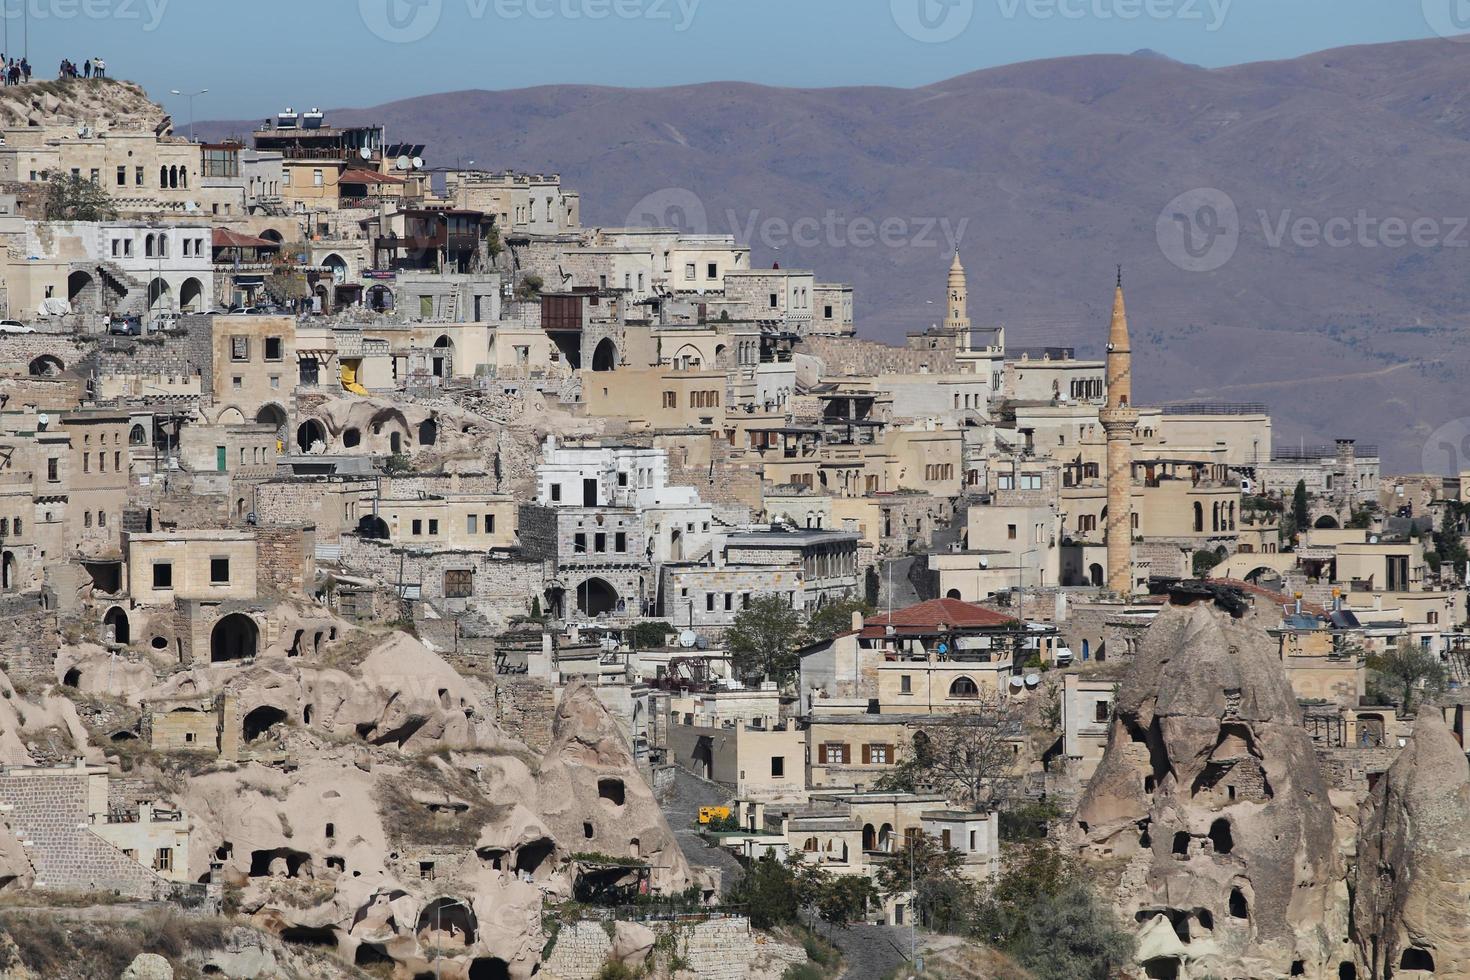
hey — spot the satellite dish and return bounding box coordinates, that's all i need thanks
[395,155,411,171]
[678,630,697,649]
[1025,673,1041,688]
[359,147,372,161]
[36,413,49,428]
[411,156,424,170]
[1009,676,1025,689]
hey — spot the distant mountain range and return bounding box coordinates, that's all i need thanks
[201,38,1470,472]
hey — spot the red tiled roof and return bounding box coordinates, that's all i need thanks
[212,228,279,250]
[1211,578,1328,617]
[340,168,406,185]
[860,598,1016,638]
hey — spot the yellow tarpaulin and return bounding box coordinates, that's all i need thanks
[340,360,368,396]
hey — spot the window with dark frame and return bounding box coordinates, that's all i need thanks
[443,569,473,598]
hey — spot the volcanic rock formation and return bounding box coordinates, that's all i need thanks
[1075,602,1348,979]
[1352,712,1470,979]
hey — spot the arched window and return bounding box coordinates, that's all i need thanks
[949,677,979,699]
[1194,501,1204,533]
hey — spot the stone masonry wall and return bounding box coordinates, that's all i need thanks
[540,917,805,980]
[0,594,59,689]
[496,678,556,753]
[255,525,316,596]
[0,768,162,896]
[801,334,958,376]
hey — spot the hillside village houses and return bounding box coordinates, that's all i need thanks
[3,77,1470,961]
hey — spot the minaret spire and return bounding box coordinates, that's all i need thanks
[944,249,971,340]
[1100,271,1140,596]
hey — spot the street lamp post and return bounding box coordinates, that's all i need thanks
[170,88,208,143]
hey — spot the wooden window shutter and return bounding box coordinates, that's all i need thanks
[861,745,871,765]
[887,744,896,763]
[818,744,828,765]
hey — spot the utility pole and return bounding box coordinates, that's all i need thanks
[170,88,209,143]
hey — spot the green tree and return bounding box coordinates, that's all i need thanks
[1006,883,1136,980]
[875,831,974,934]
[1292,480,1311,535]
[1368,641,1447,714]
[1432,504,1468,580]
[630,621,673,649]
[727,595,803,683]
[515,273,544,301]
[803,597,874,644]
[1191,549,1223,578]
[815,874,879,934]
[44,172,118,221]
[485,221,504,260]
[729,852,801,929]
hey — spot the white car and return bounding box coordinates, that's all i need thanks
[0,320,35,334]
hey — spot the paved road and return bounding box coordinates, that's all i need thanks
[658,766,743,896]
[806,914,912,980]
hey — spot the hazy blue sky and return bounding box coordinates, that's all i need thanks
[16,0,1458,121]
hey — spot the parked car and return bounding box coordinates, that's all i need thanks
[0,320,35,334]
[149,312,184,333]
[107,315,143,336]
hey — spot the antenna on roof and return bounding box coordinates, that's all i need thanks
[1116,265,1123,289]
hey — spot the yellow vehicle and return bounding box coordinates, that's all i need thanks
[698,806,732,825]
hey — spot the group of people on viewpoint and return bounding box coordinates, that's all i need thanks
[56,57,105,81]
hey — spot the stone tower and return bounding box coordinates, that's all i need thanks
[1100,272,1139,595]
[945,249,970,341]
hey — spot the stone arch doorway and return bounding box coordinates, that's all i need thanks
[179,277,205,313]
[1089,563,1104,587]
[67,270,95,311]
[146,277,173,314]
[417,898,477,949]
[417,418,438,446]
[256,403,288,442]
[296,419,326,453]
[103,606,130,645]
[28,355,64,377]
[1314,514,1340,530]
[210,613,259,663]
[1,551,16,591]
[575,578,620,617]
[592,337,618,372]
[357,515,389,539]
